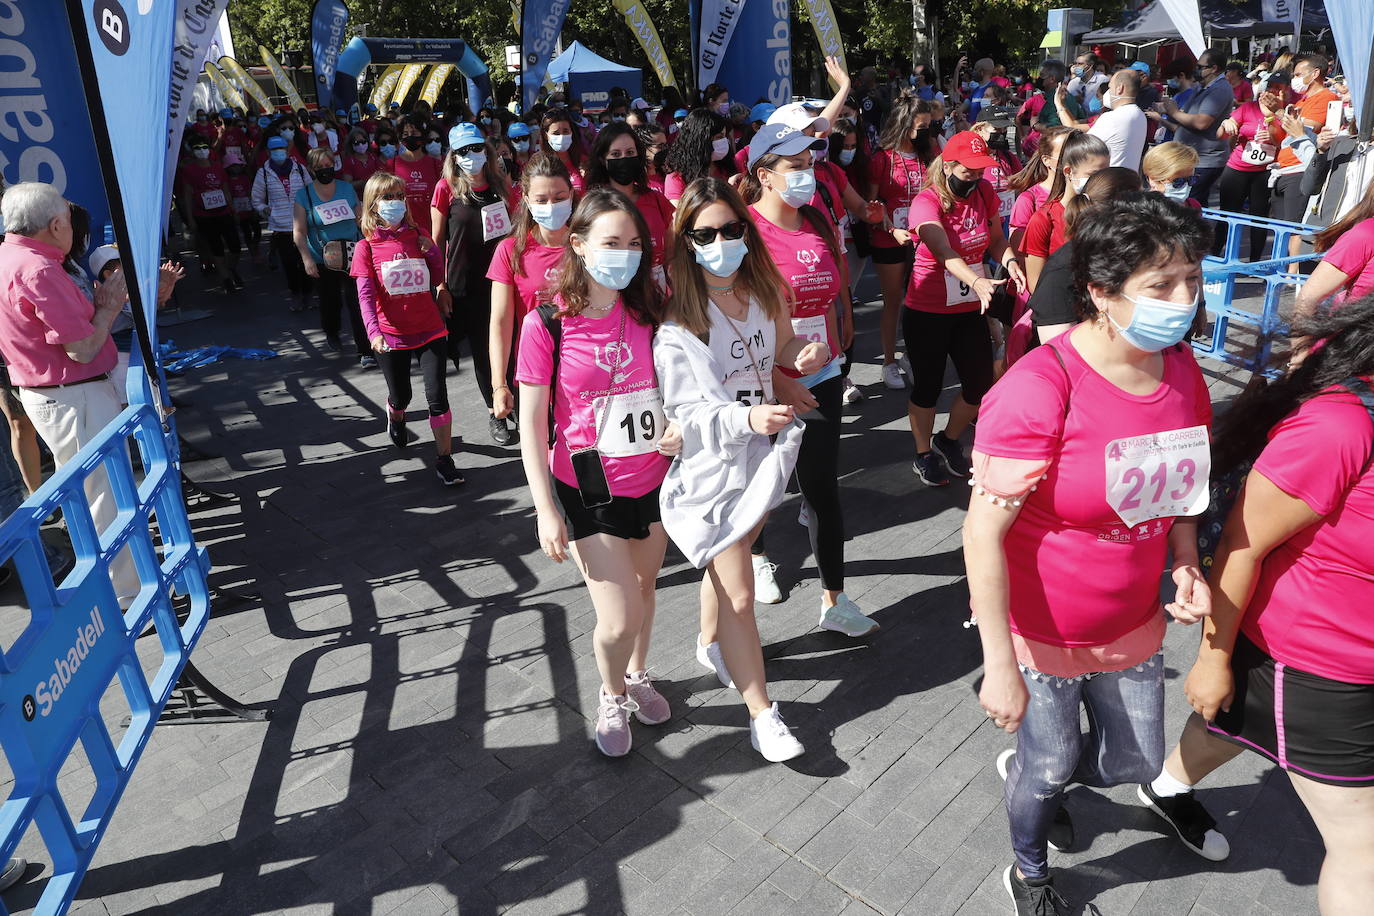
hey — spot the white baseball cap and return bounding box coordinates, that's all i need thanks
[767,102,829,135]
[88,244,120,278]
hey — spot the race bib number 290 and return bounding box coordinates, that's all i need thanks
[1104,425,1211,527]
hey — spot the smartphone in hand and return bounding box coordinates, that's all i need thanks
[1325,99,1344,133]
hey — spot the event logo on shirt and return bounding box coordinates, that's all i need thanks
[594,341,636,384]
[796,248,820,273]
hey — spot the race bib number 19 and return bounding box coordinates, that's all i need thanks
[594,388,666,458]
[1104,425,1211,527]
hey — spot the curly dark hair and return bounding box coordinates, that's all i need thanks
[1212,295,1374,475]
[584,122,648,193]
[1069,192,1210,323]
[664,109,734,186]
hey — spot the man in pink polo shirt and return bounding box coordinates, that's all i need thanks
[0,182,136,602]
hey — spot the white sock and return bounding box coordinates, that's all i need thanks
[1150,767,1193,798]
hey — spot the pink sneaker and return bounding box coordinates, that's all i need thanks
[625,670,671,725]
[595,689,639,757]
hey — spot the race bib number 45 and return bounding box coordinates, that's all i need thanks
[594,388,666,458]
[380,257,429,296]
[1104,425,1211,527]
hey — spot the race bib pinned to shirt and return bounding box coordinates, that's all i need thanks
[1242,140,1276,166]
[997,190,1015,220]
[791,314,827,345]
[594,388,666,458]
[481,201,512,242]
[892,206,911,231]
[200,188,227,210]
[1104,425,1211,527]
[314,198,355,226]
[232,196,253,213]
[944,262,987,307]
[380,257,430,297]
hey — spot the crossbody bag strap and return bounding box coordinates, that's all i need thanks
[536,305,562,448]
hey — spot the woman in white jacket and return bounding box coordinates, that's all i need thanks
[657,177,829,762]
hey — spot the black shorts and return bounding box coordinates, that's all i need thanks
[196,213,239,257]
[1209,633,1374,786]
[1271,172,1308,225]
[555,479,662,542]
[870,244,914,267]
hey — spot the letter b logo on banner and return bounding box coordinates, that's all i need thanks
[94,0,130,55]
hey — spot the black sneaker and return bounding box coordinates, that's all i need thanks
[1137,783,1230,861]
[1003,866,1070,916]
[435,454,465,486]
[995,750,1074,851]
[913,451,950,487]
[325,334,342,352]
[488,415,513,446]
[359,355,377,369]
[932,430,971,477]
[387,414,409,449]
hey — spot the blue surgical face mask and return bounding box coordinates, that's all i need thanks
[380,143,397,159]
[269,149,287,164]
[547,133,573,153]
[1108,289,1199,352]
[513,139,530,153]
[426,141,442,157]
[693,236,748,278]
[583,247,641,290]
[377,199,408,226]
[772,167,817,208]
[838,148,856,166]
[530,198,573,231]
[1162,183,1191,203]
[456,151,487,174]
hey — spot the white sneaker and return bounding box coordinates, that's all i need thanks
[696,635,734,688]
[818,593,880,636]
[841,377,864,405]
[881,362,906,390]
[752,555,782,604]
[750,703,805,762]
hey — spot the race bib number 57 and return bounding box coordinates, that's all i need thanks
[1104,425,1211,527]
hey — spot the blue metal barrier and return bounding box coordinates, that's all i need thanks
[0,351,209,915]
[1196,208,1322,372]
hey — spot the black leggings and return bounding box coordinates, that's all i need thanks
[795,375,845,591]
[446,281,499,410]
[379,336,450,419]
[902,308,995,409]
[316,267,370,354]
[270,231,310,295]
[1217,167,1272,259]
[238,216,262,250]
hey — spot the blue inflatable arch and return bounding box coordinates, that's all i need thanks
[333,37,492,111]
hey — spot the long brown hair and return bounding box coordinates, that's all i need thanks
[878,93,934,160]
[1046,130,1109,204]
[1009,125,1071,194]
[511,153,574,277]
[554,188,664,324]
[666,178,790,336]
[1316,175,1374,252]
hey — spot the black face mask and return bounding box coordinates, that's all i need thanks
[401,135,424,151]
[313,167,336,184]
[947,173,980,198]
[605,155,644,185]
[912,126,932,142]
[987,132,1010,151]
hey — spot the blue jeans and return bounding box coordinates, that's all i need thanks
[1005,654,1165,879]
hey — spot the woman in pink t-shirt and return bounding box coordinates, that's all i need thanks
[1296,185,1374,330]
[904,132,1026,489]
[515,189,677,759]
[487,155,575,425]
[1217,88,1287,259]
[742,124,877,640]
[964,195,1216,911]
[584,123,675,289]
[662,110,737,204]
[1154,298,1374,916]
[349,172,463,486]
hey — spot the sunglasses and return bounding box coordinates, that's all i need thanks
[683,220,747,246]
[455,144,484,156]
[1167,176,1191,190]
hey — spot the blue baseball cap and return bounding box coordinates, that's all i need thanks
[448,122,484,149]
[749,103,777,124]
[335,108,347,117]
[257,115,272,128]
[508,122,532,139]
[366,103,378,113]
[746,122,825,171]
[266,136,288,150]
[388,101,401,109]
[218,107,233,118]
[1130,61,1151,73]
[673,108,689,119]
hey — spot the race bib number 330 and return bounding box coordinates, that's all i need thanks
[1104,425,1211,527]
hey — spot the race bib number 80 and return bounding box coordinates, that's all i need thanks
[1104,425,1211,527]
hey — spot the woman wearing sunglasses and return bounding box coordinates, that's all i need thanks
[738,124,876,635]
[585,122,675,289]
[516,189,676,758]
[657,177,827,761]
[1143,142,1201,209]
[431,124,518,445]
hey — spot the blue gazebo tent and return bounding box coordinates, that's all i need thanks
[546,41,642,111]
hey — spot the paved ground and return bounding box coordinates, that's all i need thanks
[5,251,1323,915]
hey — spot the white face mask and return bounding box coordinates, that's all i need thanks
[312,122,326,134]
[1162,183,1191,202]
[838,148,856,166]
[1103,91,1117,109]
[693,236,748,277]
[547,132,573,153]
[1291,73,1310,93]
[772,168,817,208]
[1070,174,1089,194]
[710,137,730,161]
[456,151,487,175]
[529,198,573,231]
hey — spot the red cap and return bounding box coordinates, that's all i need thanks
[942,131,998,169]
